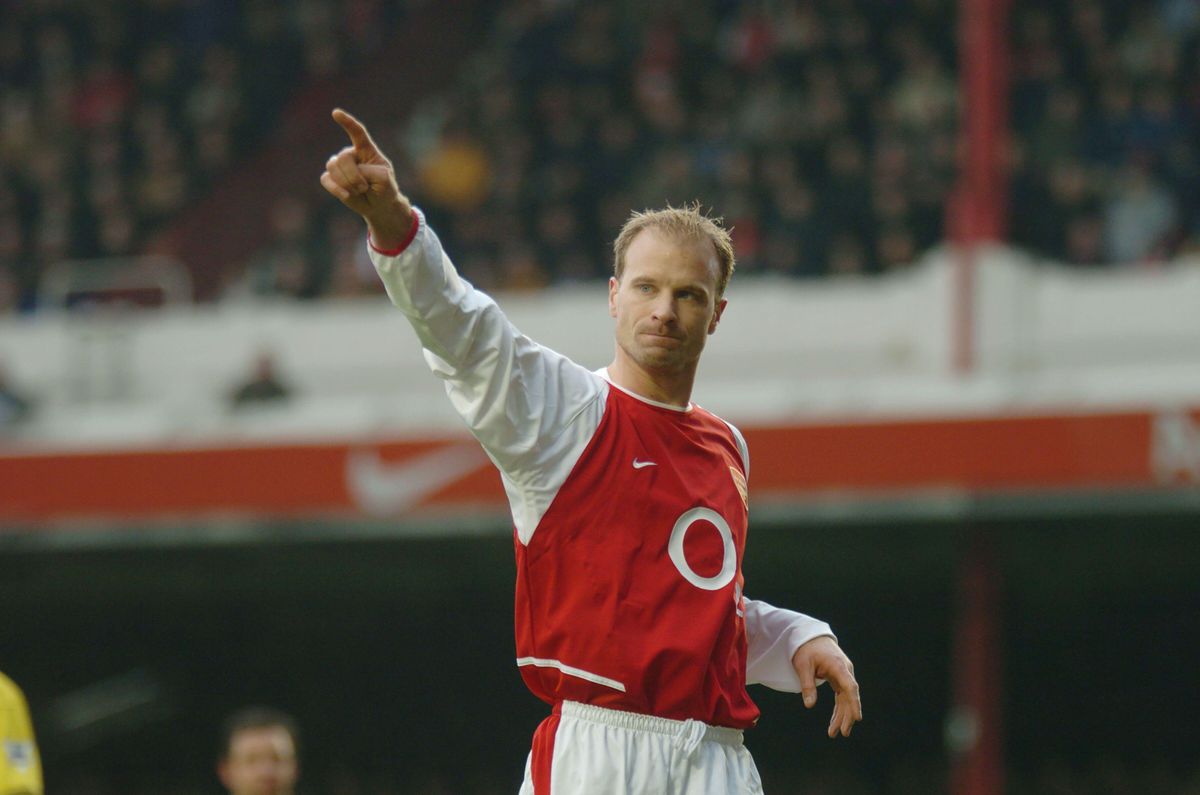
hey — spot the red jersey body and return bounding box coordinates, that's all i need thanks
[369,210,835,750]
[514,385,759,729]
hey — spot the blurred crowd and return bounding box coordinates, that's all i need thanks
[1008,0,1200,265]
[2,0,1199,313]
[0,0,402,313]
[409,0,1200,289]
[366,0,962,291]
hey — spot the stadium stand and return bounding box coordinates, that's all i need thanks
[3,0,1198,315]
[0,0,412,311]
[1008,0,1200,265]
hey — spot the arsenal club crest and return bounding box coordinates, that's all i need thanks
[729,465,748,510]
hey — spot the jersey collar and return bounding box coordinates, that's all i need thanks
[597,368,695,413]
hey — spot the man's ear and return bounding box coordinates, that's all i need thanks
[217,760,231,790]
[609,277,619,318]
[709,297,728,334]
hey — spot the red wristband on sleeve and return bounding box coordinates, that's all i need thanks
[368,211,421,256]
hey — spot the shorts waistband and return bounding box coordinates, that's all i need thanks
[555,701,744,747]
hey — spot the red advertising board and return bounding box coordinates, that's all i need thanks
[2,408,1197,524]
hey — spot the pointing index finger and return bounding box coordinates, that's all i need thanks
[332,108,378,159]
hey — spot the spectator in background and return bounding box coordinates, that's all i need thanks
[0,363,34,428]
[877,225,919,272]
[0,208,21,309]
[234,196,328,300]
[0,269,15,313]
[1104,161,1179,264]
[217,707,299,795]
[326,212,384,298]
[418,123,492,212]
[1064,213,1107,266]
[229,351,292,409]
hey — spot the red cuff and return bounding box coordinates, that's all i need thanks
[368,211,421,256]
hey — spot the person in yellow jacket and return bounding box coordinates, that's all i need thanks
[0,673,42,795]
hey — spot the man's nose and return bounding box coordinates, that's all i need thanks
[651,295,677,322]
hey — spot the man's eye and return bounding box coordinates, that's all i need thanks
[638,284,653,293]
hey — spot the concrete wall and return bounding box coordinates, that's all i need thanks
[2,247,1198,450]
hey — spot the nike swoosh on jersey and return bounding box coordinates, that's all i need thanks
[632,459,657,469]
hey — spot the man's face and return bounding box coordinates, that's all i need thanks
[218,726,297,795]
[609,229,726,376]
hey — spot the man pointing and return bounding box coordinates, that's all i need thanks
[321,108,861,794]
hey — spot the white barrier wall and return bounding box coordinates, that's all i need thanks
[1,247,1198,450]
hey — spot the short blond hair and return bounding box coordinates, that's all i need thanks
[612,204,736,302]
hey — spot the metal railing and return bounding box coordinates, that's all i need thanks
[38,255,193,311]
[37,256,194,403]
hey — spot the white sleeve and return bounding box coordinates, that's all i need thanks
[744,598,836,692]
[719,420,836,691]
[369,208,606,544]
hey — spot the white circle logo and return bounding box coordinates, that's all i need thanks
[668,507,737,591]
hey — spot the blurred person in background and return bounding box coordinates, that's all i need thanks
[1103,160,1179,265]
[321,109,860,794]
[229,351,292,409]
[0,267,17,314]
[0,363,34,429]
[234,196,328,300]
[217,707,299,795]
[0,671,42,795]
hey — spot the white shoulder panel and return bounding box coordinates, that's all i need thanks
[370,209,608,545]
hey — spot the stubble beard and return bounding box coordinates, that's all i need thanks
[624,332,695,375]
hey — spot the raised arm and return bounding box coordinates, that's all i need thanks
[319,109,605,545]
[320,108,415,249]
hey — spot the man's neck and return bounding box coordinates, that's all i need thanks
[606,353,696,409]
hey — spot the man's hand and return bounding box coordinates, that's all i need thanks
[320,108,415,249]
[792,635,862,738]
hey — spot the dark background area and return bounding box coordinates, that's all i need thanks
[3,510,1197,793]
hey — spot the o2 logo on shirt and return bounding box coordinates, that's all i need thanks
[668,507,737,591]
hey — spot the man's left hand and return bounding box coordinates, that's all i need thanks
[792,635,862,738]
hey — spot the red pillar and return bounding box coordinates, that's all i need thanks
[950,0,1012,373]
[948,531,1005,795]
[947,0,1011,788]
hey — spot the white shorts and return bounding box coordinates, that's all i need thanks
[518,701,764,795]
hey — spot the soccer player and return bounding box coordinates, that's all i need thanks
[0,672,42,795]
[217,707,299,795]
[321,108,862,794]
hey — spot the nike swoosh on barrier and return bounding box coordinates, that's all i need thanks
[346,444,489,515]
[632,459,657,469]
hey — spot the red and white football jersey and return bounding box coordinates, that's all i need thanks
[370,210,833,729]
[515,382,759,726]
